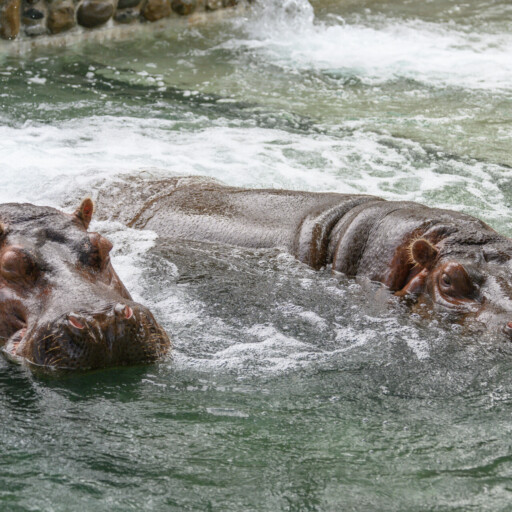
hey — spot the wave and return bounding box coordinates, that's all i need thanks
[0,115,509,229]
[228,0,512,91]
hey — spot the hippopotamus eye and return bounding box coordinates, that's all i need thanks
[436,262,477,303]
[0,248,38,282]
[441,274,451,287]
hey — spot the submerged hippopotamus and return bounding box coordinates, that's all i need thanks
[0,199,170,370]
[97,176,512,339]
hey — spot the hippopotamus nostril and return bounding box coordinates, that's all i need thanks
[114,303,133,320]
[68,314,85,330]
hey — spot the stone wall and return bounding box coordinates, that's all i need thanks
[0,0,246,43]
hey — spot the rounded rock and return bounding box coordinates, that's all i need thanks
[0,0,21,39]
[47,1,75,33]
[141,0,170,22]
[77,0,114,28]
[170,0,195,16]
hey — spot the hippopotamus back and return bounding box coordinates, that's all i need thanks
[95,175,512,339]
[100,175,381,269]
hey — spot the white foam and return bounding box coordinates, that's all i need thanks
[206,323,318,372]
[92,220,163,304]
[278,303,329,330]
[1,115,509,236]
[229,0,512,91]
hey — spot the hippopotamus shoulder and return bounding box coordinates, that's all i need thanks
[93,174,224,226]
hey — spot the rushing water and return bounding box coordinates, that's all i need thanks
[1,0,512,510]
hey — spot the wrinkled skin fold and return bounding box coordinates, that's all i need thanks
[0,199,170,370]
[96,175,512,340]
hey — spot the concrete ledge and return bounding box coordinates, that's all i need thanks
[0,0,249,54]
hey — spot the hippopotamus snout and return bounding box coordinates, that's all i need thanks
[5,302,170,370]
[0,199,171,371]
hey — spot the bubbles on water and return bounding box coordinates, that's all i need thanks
[105,238,504,385]
[278,303,329,331]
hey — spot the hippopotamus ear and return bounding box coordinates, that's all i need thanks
[74,198,94,230]
[410,238,438,270]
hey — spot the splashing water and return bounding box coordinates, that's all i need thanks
[1,0,512,510]
[246,0,315,30]
[230,0,512,91]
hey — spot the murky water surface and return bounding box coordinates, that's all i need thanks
[1,1,512,510]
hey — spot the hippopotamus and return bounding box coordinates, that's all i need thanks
[96,176,512,339]
[0,199,170,370]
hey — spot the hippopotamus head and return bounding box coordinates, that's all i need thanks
[0,199,170,370]
[403,234,512,338]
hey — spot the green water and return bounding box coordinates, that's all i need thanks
[1,0,512,510]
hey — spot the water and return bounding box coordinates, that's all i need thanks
[1,0,512,509]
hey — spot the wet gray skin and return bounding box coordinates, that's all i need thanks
[97,176,512,340]
[0,199,170,370]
